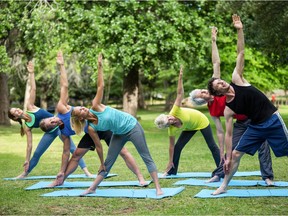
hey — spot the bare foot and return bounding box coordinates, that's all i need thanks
[211,187,227,195]
[83,168,93,177]
[48,179,60,187]
[138,174,147,186]
[265,178,274,186]
[85,172,94,177]
[80,188,95,196]
[205,175,220,183]
[16,172,28,179]
[156,189,164,196]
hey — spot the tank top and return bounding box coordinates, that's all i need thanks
[226,83,277,124]
[57,107,76,136]
[88,106,137,135]
[25,108,54,128]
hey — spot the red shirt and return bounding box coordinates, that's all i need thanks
[208,96,247,121]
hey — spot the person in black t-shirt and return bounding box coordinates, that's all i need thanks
[207,14,288,195]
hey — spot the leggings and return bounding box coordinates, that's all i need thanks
[98,122,157,177]
[168,124,220,175]
[212,119,274,180]
[27,128,87,173]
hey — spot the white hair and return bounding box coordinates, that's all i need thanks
[189,89,207,106]
[154,114,169,129]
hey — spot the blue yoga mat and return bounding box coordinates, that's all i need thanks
[158,171,261,179]
[4,173,117,181]
[194,189,288,198]
[41,187,185,199]
[26,180,152,190]
[174,178,288,187]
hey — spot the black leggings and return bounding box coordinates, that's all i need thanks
[168,124,220,175]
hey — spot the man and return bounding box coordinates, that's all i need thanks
[190,24,273,184]
[207,14,288,195]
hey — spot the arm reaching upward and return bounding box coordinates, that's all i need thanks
[231,15,248,86]
[211,27,221,78]
[26,61,37,111]
[174,66,184,107]
[56,51,70,113]
[232,14,244,55]
[91,53,105,112]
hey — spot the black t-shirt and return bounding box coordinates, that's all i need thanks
[226,83,277,124]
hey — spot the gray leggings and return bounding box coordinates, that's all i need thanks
[99,122,157,177]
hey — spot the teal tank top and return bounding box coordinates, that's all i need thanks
[88,106,137,135]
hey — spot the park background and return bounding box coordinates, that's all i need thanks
[0,0,288,215]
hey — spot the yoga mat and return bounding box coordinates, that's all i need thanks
[174,178,288,187]
[4,173,117,181]
[194,189,288,198]
[41,187,185,199]
[158,171,261,179]
[26,180,152,190]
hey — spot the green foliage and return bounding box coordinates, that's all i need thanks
[0,46,10,73]
[2,0,288,108]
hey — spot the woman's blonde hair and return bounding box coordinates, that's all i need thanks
[71,117,85,135]
[154,114,169,129]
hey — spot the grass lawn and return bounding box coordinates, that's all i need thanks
[0,105,288,215]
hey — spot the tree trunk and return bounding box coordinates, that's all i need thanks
[123,67,139,117]
[0,73,11,125]
[138,70,146,110]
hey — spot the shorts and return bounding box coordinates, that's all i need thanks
[78,130,112,151]
[235,112,288,157]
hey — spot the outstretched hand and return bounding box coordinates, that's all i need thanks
[211,26,218,42]
[223,158,231,174]
[98,53,103,67]
[179,65,183,76]
[23,161,29,173]
[56,51,64,65]
[27,61,34,73]
[232,14,243,30]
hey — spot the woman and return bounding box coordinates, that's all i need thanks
[154,66,220,176]
[40,52,146,187]
[40,53,162,195]
[83,53,162,195]
[8,61,92,178]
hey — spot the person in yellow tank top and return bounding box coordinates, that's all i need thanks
[155,66,220,176]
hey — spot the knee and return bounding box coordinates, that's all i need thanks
[119,148,130,160]
[232,150,243,161]
[71,149,85,161]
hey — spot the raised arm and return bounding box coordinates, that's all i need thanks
[211,27,221,78]
[56,51,70,113]
[91,53,105,112]
[233,14,244,55]
[231,15,248,85]
[174,66,184,107]
[26,61,37,111]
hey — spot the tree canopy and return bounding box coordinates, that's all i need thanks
[1,0,287,124]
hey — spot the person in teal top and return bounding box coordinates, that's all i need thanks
[52,53,162,196]
[39,52,147,188]
[8,61,91,178]
[154,66,220,176]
